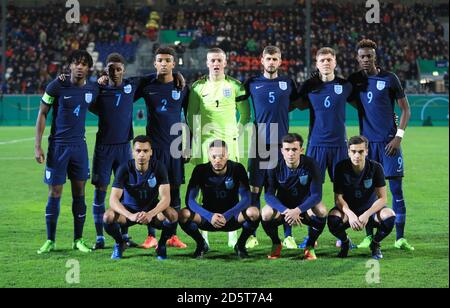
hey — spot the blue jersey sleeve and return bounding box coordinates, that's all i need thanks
[41,79,60,106]
[297,160,322,213]
[112,163,128,189]
[373,162,386,188]
[264,169,288,213]
[223,164,251,220]
[186,165,214,222]
[390,73,406,99]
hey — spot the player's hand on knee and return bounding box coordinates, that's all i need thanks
[348,213,362,231]
[358,213,369,228]
[211,213,226,229]
[128,212,141,223]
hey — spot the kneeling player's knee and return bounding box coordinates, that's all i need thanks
[314,204,328,218]
[165,208,178,223]
[179,208,192,224]
[261,206,274,221]
[103,209,116,224]
[245,206,260,222]
[327,215,343,232]
[380,208,396,220]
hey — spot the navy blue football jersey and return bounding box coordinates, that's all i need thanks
[244,75,299,145]
[348,69,405,143]
[42,79,99,144]
[112,159,169,212]
[299,77,352,147]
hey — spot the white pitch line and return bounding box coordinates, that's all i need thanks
[0,130,97,145]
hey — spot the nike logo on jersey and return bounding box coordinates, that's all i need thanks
[149,92,158,95]
[255,86,264,89]
[64,96,72,99]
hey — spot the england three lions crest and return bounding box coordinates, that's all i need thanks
[334,85,343,95]
[376,80,386,91]
[85,92,93,104]
[279,81,287,90]
[172,90,181,100]
[223,87,232,98]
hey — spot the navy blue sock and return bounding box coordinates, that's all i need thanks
[237,220,258,248]
[327,215,348,242]
[93,189,106,238]
[72,196,86,240]
[390,178,406,240]
[374,216,395,243]
[147,224,156,237]
[250,192,261,237]
[180,220,204,245]
[45,196,61,241]
[104,222,124,244]
[306,216,326,247]
[262,220,281,245]
[283,223,292,237]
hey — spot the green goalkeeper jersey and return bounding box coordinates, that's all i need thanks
[187,75,250,163]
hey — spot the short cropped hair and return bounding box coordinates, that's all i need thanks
[348,135,369,148]
[207,47,226,56]
[133,135,152,147]
[316,47,336,58]
[68,50,93,68]
[155,46,176,58]
[356,39,377,51]
[106,52,126,65]
[209,139,228,150]
[281,133,304,147]
[263,45,281,56]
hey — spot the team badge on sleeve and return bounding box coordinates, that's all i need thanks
[172,90,181,100]
[376,81,386,91]
[279,81,287,90]
[299,174,309,186]
[85,92,93,103]
[148,174,157,188]
[225,177,235,190]
[334,85,343,95]
[223,88,232,98]
[124,84,132,94]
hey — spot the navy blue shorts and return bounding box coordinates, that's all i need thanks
[44,142,89,185]
[248,144,281,187]
[369,142,404,178]
[92,143,132,186]
[151,147,184,186]
[306,146,348,182]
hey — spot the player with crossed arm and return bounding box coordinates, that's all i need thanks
[35,50,99,254]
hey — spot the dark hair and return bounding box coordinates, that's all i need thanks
[348,135,369,148]
[133,135,152,147]
[155,46,176,58]
[356,39,377,51]
[209,139,228,150]
[106,52,126,65]
[281,133,304,147]
[68,50,93,68]
[207,47,226,56]
[316,47,336,58]
[263,45,281,56]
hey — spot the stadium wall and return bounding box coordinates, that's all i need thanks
[0,95,447,127]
